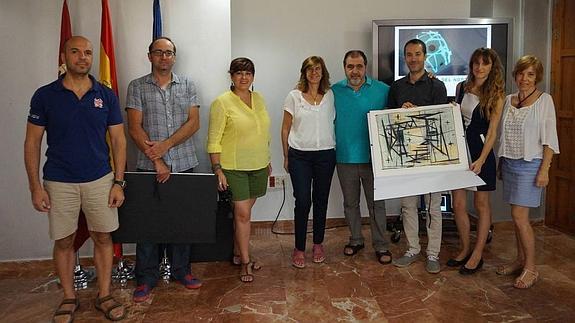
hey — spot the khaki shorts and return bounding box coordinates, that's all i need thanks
[222,167,268,201]
[44,172,119,240]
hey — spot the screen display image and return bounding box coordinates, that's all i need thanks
[373,18,512,97]
[394,25,491,95]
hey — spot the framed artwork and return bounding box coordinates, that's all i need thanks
[368,104,484,200]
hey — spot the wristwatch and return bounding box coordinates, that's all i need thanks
[113,179,127,189]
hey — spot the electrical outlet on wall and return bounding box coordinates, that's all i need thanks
[268,174,288,188]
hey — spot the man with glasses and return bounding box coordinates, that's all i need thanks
[126,37,202,302]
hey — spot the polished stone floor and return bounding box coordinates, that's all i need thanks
[1,221,575,322]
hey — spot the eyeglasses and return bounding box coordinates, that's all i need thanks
[150,50,175,58]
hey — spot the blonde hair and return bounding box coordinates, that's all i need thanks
[464,48,505,119]
[296,56,330,94]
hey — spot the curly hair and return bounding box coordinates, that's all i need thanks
[464,48,505,119]
[296,56,331,94]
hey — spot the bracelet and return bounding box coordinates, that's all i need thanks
[212,163,222,172]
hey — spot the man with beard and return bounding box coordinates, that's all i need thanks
[126,37,202,302]
[24,36,127,322]
[388,38,448,274]
[331,50,392,265]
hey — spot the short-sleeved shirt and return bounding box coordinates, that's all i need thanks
[283,89,335,151]
[27,74,123,183]
[387,72,448,108]
[207,91,270,171]
[332,77,389,163]
[126,73,200,172]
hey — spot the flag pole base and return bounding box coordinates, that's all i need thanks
[159,247,171,284]
[112,258,135,287]
[72,253,96,290]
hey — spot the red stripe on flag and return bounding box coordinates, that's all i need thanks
[100,0,118,95]
[58,0,72,75]
[99,0,123,259]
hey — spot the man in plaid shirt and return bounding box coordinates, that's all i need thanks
[126,37,202,302]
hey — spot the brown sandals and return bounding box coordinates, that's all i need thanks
[240,261,261,283]
[52,298,80,323]
[95,294,126,321]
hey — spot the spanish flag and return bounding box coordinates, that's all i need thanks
[99,0,124,259]
[59,0,90,253]
[99,0,118,95]
[74,0,121,253]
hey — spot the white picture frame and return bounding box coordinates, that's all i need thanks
[368,103,485,200]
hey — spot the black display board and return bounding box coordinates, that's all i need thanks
[113,172,218,244]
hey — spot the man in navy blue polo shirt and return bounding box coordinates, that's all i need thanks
[24,36,127,322]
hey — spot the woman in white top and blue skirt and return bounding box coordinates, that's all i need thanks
[497,55,560,289]
[449,48,505,275]
[281,56,336,268]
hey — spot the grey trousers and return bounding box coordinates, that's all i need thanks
[336,163,389,252]
[401,193,443,257]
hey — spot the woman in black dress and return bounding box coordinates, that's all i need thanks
[448,48,505,274]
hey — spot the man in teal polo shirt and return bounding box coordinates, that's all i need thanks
[332,50,391,265]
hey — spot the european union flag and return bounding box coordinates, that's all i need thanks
[153,0,162,40]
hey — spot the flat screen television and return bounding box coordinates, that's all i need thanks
[372,18,514,97]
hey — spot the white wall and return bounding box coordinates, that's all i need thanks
[12,0,542,260]
[231,0,470,221]
[0,0,230,261]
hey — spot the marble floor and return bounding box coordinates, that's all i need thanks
[1,221,575,322]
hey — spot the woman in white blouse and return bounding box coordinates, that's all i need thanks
[497,55,559,288]
[281,56,336,268]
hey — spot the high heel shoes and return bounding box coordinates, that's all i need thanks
[459,258,483,275]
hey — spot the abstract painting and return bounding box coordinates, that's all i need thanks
[375,106,460,169]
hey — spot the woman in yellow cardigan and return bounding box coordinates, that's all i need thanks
[207,57,271,283]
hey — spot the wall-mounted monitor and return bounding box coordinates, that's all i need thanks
[372,18,513,97]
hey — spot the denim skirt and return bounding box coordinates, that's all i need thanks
[501,157,543,208]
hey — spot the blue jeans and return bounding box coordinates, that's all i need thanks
[288,148,336,251]
[135,168,194,287]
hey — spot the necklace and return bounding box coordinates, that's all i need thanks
[308,92,320,105]
[517,88,537,108]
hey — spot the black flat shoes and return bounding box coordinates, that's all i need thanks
[447,254,471,267]
[459,258,484,275]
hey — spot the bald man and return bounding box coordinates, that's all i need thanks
[24,36,126,322]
